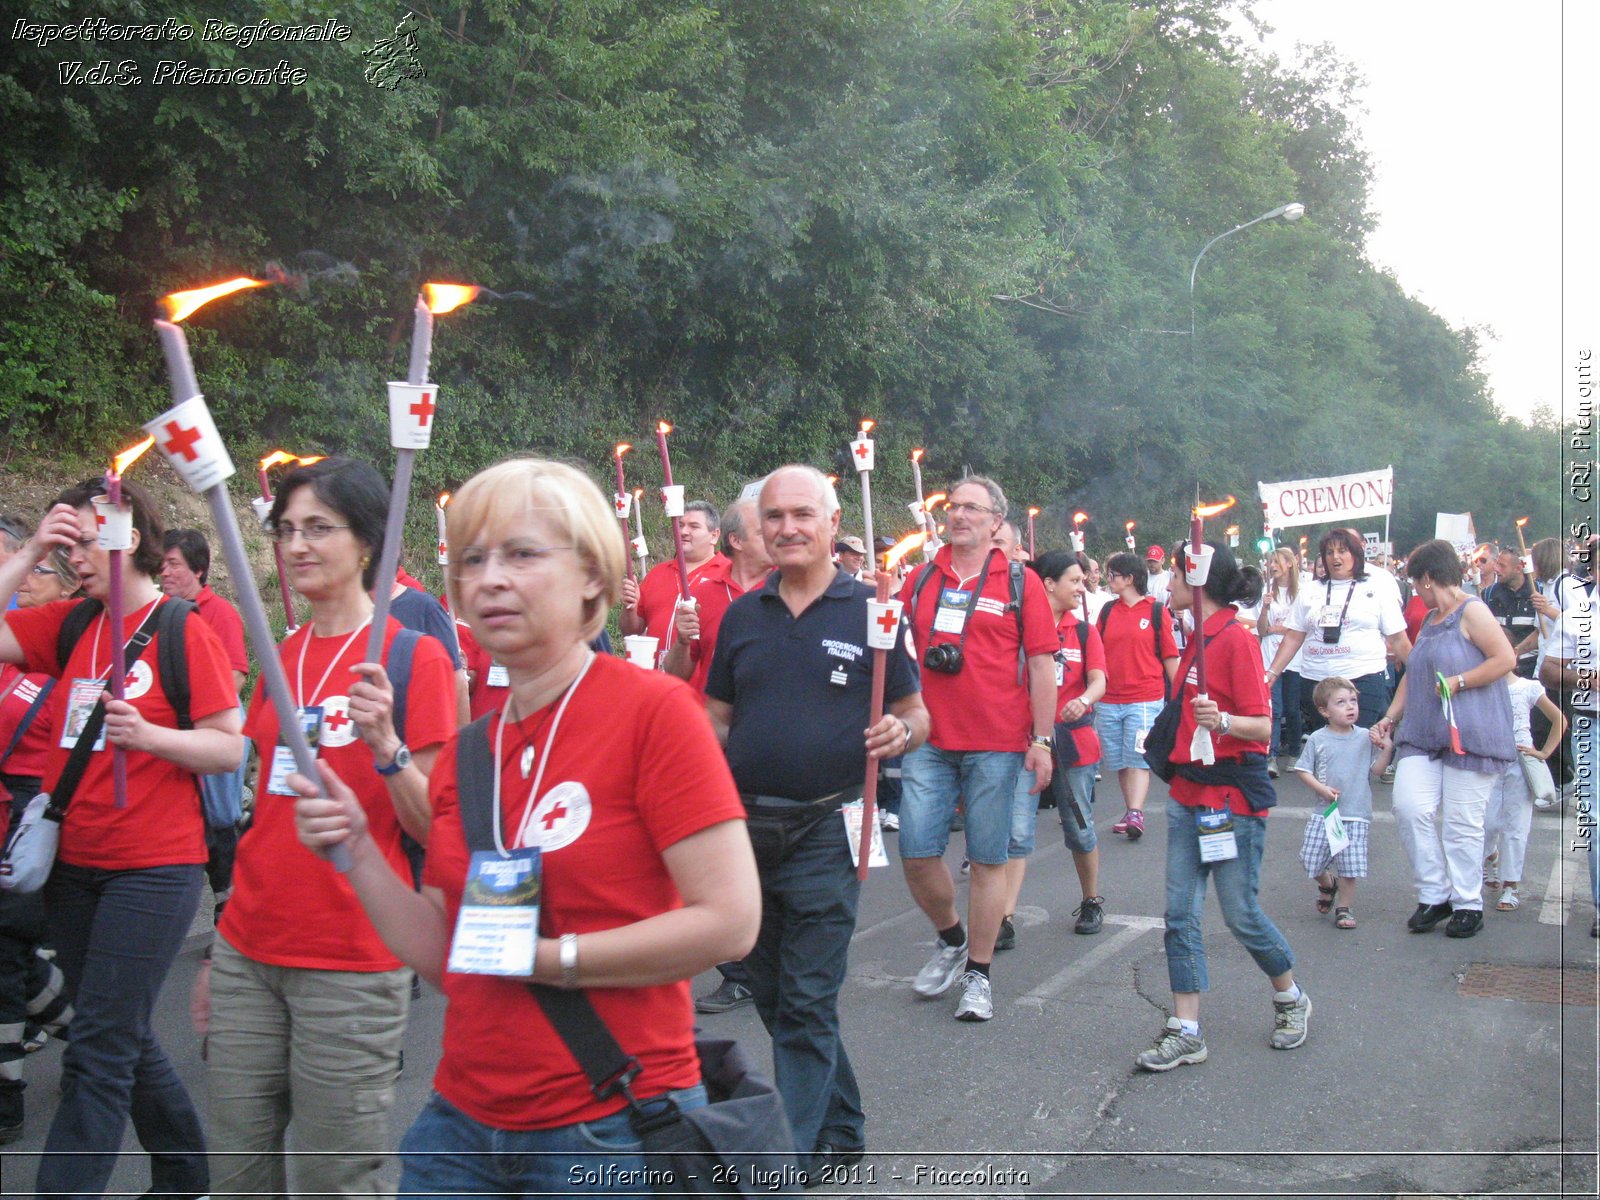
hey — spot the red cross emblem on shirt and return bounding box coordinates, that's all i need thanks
[161,420,203,463]
[875,609,898,635]
[541,802,567,831]
[409,391,436,427]
[323,709,351,733]
[854,441,871,460]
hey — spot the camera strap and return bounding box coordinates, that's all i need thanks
[1322,578,1357,627]
[911,549,1003,663]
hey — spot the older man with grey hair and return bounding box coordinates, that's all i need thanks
[895,474,1059,1021]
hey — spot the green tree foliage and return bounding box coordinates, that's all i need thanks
[0,0,1562,578]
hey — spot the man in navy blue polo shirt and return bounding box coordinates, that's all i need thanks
[706,464,928,1182]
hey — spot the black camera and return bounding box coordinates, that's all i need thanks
[923,643,964,674]
[1319,621,1343,645]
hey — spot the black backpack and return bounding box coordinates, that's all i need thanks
[908,554,1029,685]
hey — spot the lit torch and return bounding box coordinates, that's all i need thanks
[910,448,932,554]
[1125,520,1136,551]
[613,444,636,586]
[1515,516,1530,558]
[858,530,928,879]
[436,492,452,566]
[97,436,154,809]
[256,449,321,630]
[1027,507,1041,559]
[631,487,649,576]
[367,283,480,665]
[1186,495,1236,765]
[1071,510,1088,554]
[851,421,878,576]
[1225,524,1240,549]
[151,276,353,870]
[654,422,692,604]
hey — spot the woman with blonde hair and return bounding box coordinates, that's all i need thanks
[294,457,759,1196]
[1258,547,1305,772]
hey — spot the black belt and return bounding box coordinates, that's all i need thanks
[739,787,860,811]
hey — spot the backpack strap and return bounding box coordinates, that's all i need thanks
[154,599,196,731]
[454,711,498,853]
[56,599,103,672]
[385,628,422,746]
[1008,560,1027,686]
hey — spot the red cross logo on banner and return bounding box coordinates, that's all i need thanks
[161,421,203,463]
[541,802,568,831]
[876,609,898,635]
[410,391,436,427]
[323,709,351,734]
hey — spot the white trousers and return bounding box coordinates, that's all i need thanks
[1392,755,1497,910]
[1484,763,1533,884]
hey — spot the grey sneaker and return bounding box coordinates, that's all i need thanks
[1270,990,1312,1050]
[694,979,753,1014]
[913,941,968,998]
[1073,896,1104,935]
[994,916,1016,952]
[953,970,993,1021]
[1136,1017,1207,1071]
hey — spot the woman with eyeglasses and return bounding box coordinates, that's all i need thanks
[201,458,459,1197]
[1265,528,1411,734]
[0,482,244,1197]
[293,458,759,1196]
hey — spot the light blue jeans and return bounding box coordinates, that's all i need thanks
[1163,800,1295,994]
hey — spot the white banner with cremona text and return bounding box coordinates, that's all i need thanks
[1257,466,1393,530]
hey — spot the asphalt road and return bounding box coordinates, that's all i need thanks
[6,767,1597,1198]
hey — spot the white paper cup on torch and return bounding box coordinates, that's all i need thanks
[660,485,686,518]
[143,396,235,492]
[91,497,134,551]
[250,496,274,528]
[623,635,659,669]
[866,600,903,651]
[387,382,439,450]
[1184,544,1215,586]
[614,492,632,520]
[631,534,649,559]
[1069,530,1085,553]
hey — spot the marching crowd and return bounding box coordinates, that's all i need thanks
[0,460,1595,1197]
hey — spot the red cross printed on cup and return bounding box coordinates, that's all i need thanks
[160,420,204,463]
[875,608,898,635]
[410,390,436,427]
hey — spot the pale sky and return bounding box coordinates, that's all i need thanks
[1229,1,1586,428]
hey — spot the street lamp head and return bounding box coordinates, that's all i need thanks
[1280,202,1305,222]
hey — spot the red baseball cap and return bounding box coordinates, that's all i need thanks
[1144,544,1165,561]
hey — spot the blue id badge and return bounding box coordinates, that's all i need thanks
[1196,807,1238,862]
[267,706,322,796]
[933,588,974,635]
[448,848,542,976]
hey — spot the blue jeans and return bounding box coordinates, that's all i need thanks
[398,1085,707,1197]
[36,861,207,1199]
[1270,670,1304,756]
[1163,800,1295,995]
[743,810,864,1163]
[1056,764,1098,854]
[898,745,1021,865]
[1302,669,1387,734]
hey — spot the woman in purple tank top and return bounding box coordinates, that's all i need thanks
[1372,540,1517,939]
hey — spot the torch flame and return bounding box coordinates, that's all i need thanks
[657,421,673,435]
[911,448,924,463]
[615,443,632,459]
[826,475,840,486]
[1515,516,1529,528]
[1225,525,1240,537]
[162,277,268,322]
[1125,520,1136,532]
[112,436,156,475]
[1194,496,1237,519]
[438,492,451,508]
[296,455,325,466]
[1027,507,1041,518]
[632,487,644,500]
[259,450,297,472]
[422,284,481,315]
[859,419,875,435]
[922,492,948,511]
[884,531,929,571]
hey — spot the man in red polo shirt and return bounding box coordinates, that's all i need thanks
[896,475,1058,1023]
[161,529,248,690]
[664,498,771,694]
[619,500,726,662]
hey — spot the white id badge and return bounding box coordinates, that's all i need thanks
[1317,605,1342,630]
[841,800,889,869]
[448,848,541,976]
[486,663,510,688]
[1133,726,1150,755]
[1054,656,1066,688]
[60,678,107,752]
[266,707,322,796]
[932,588,973,635]
[1196,808,1238,862]
[1322,800,1350,857]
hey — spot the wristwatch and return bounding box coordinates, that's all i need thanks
[1217,711,1233,737]
[1029,734,1054,751]
[375,743,413,777]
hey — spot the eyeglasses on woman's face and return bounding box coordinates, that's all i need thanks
[269,521,351,544]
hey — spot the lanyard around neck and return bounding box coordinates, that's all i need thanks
[1324,577,1357,626]
[492,650,597,858]
[88,596,162,679]
[294,618,372,708]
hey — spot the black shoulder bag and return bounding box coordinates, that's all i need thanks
[454,715,800,1197]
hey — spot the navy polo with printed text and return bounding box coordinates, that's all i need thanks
[706,568,920,799]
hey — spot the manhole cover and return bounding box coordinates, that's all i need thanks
[1458,963,1598,1006]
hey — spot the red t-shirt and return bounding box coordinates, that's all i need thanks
[456,619,509,720]
[636,555,728,657]
[1404,592,1429,646]
[423,653,744,1130]
[684,559,769,694]
[0,665,57,788]
[221,618,458,972]
[1053,612,1106,766]
[898,546,1058,751]
[1168,608,1272,817]
[193,585,249,677]
[8,596,237,869]
[1099,595,1180,704]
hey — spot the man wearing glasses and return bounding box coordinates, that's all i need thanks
[895,476,1058,1022]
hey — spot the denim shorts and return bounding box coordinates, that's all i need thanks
[1009,765,1042,857]
[1057,764,1098,854]
[899,745,1024,866]
[1095,700,1165,771]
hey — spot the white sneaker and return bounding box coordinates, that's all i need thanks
[953,970,993,1021]
[879,810,899,831]
[912,941,968,998]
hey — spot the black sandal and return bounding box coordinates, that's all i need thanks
[1315,879,1337,915]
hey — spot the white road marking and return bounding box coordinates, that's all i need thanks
[1273,805,1395,823]
[1014,915,1164,1007]
[1537,855,1585,925]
